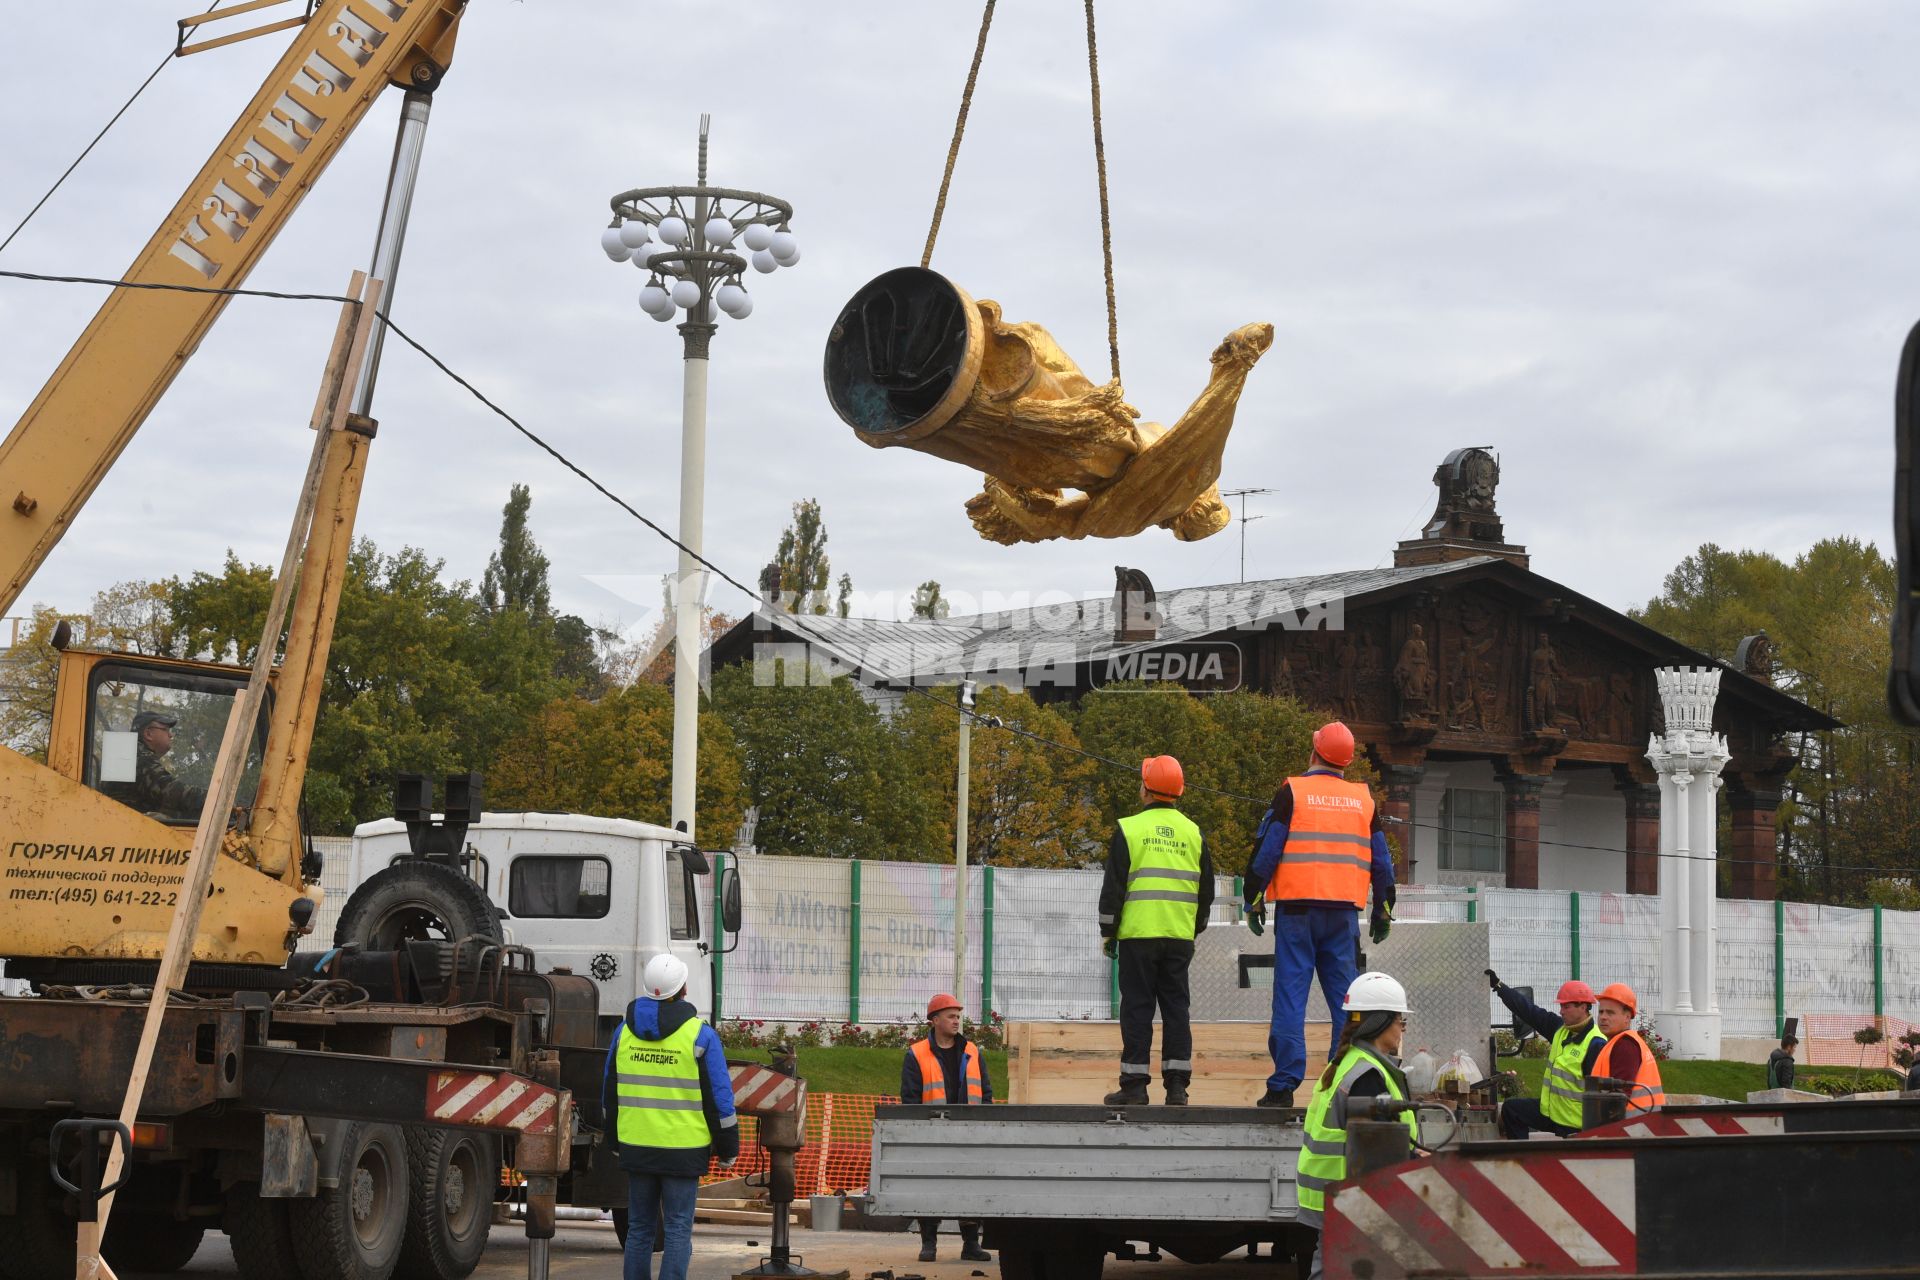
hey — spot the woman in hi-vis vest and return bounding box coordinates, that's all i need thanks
[1240,722,1398,1109]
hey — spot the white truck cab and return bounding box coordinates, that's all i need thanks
[347,811,738,1023]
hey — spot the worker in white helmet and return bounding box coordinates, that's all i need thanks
[602,953,739,1280]
[1293,971,1420,1280]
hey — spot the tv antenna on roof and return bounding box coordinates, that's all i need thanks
[1223,487,1274,583]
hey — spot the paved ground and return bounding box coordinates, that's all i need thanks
[131,1222,1280,1279]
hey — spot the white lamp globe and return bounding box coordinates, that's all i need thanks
[651,302,677,323]
[724,290,754,319]
[633,247,654,269]
[774,243,800,268]
[751,249,778,274]
[658,215,689,246]
[717,283,749,316]
[741,222,775,252]
[639,284,672,316]
[645,241,677,266]
[770,230,799,264]
[601,227,630,259]
[671,278,702,310]
[617,220,651,249]
[703,216,735,246]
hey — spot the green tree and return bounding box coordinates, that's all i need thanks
[0,582,179,759]
[489,681,745,838]
[1072,682,1245,850]
[709,662,930,858]
[773,499,833,615]
[891,684,1099,867]
[911,581,950,621]
[169,539,572,832]
[1633,537,1918,903]
[481,483,552,616]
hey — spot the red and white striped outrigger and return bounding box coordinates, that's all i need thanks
[1321,1098,1920,1277]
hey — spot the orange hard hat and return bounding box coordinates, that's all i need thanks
[1556,980,1597,1006]
[1141,755,1185,798]
[926,993,962,1019]
[1312,721,1356,768]
[1597,982,1638,1014]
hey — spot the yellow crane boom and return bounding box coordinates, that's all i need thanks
[0,0,464,618]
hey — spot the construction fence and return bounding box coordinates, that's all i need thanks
[703,1091,886,1194]
[710,853,1920,1065]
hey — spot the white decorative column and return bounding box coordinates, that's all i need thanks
[1646,667,1731,1060]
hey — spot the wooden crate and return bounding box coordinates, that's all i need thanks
[1003,1020,1332,1105]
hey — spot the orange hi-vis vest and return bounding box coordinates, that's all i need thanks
[1267,773,1376,909]
[910,1037,985,1103]
[1591,1030,1666,1114]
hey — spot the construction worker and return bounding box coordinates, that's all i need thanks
[1098,755,1214,1107]
[1767,1032,1799,1090]
[901,993,993,1262]
[602,954,739,1280]
[1485,969,1605,1137]
[1590,982,1665,1118]
[123,710,208,819]
[1242,721,1396,1108]
[1294,971,1419,1280]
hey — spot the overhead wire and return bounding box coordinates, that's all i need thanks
[0,1,226,258]
[0,268,1893,880]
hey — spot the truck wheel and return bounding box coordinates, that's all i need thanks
[398,1128,495,1280]
[997,1242,1041,1280]
[101,1213,204,1273]
[610,1207,666,1253]
[0,1170,75,1280]
[224,1183,302,1280]
[289,1121,410,1280]
[333,862,500,949]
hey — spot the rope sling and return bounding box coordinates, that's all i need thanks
[919,0,1122,385]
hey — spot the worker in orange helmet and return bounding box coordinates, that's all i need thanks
[1097,755,1214,1107]
[1590,982,1666,1119]
[900,992,993,1262]
[1240,721,1397,1108]
[1485,970,1607,1137]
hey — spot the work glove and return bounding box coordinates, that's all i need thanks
[1369,902,1393,945]
[1246,902,1267,937]
[1102,936,1117,961]
[1485,968,1501,992]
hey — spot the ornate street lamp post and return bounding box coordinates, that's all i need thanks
[603,116,797,840]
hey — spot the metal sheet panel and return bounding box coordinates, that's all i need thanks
[1191,921,1490,1078]
[869,1105,1303,1223]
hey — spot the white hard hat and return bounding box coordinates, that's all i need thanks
[642,953,690,1000]
[1343,971,1411,1014]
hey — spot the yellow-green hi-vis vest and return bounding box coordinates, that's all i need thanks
[1294,1043,1417,1226]
[614,1016,708,1149]
[1116,808,1204,940]
[1542,1021,1606,1129]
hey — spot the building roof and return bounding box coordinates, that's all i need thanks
[709,555,1837,732]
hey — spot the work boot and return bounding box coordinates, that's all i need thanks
[1103,1079,1150,1106]
[1255,1088,1294,1109]
[1165,1081,1190,1107]
[960,1226,991,1262]
[920,1222,939,1263]
[919,1243,938,1263]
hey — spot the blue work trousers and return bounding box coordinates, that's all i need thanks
[1268,905,1359,1094]
[624,1172,700,1280]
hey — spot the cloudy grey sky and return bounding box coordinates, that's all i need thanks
[2,1,1911,646]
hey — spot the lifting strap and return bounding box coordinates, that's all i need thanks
[920,0,1122,384]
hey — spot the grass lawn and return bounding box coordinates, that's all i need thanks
[727,1044,1011,1097]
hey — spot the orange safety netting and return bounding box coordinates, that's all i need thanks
[1797,1014,1917,1072]
[705,1092,892,1194]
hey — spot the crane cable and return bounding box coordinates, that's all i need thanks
[920,0,1122,384]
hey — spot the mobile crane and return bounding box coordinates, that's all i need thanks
[0,7,797,1280]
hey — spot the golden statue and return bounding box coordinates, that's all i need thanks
[824,268,1272,544]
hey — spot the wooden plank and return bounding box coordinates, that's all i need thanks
[1002,1019,1331,1103]
[93,276,381,1266]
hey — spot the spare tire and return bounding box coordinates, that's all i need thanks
[334,861,500,950]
